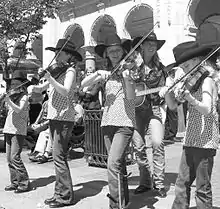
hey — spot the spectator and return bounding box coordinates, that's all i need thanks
[78,67,103,110]
[26,87,50,154]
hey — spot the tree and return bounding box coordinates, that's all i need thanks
[0,0,67,79]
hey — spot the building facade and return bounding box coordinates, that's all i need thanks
[42,0,196,71]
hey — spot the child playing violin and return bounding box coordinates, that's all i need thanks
[81,33,135,209]
[160,41,220,209]
[3,70,31,193]
[28,39,82,208]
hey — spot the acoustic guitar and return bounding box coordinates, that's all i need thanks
[135,82,163,107]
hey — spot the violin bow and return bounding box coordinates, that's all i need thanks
[168,44,220,92]
[9,36,72,91]
[105,21,159,82]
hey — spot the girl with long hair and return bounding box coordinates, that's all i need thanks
[132,32,167,197]
[81,33,135,209]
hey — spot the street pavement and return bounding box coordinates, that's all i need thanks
[0,142,220,209]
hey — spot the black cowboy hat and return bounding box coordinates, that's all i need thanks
[173,41,218,65]
[45,39,83,62]
[8,70,31,90]
[94,34,132,58]
[132,32,166,50]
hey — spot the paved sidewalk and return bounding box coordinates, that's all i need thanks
[0,142,220,209]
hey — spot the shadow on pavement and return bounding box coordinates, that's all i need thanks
[164,172,178,190]
[30,175,56,189]
[68,149,84,161]
[189,206,220,209]
[74,180,108,202]
[190,207,220,209]
[128,172,178,191]
[126,173,178,209]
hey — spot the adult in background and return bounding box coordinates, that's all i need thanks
[132,32,167,197]
[78,67,103,110]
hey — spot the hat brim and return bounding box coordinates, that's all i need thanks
[175,43,218,66]
[9,78,31,90]
[94,40,132,58]
[132,37,165,50]
[45,47,83,62]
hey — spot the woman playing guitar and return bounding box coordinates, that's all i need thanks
[131,32,167,198]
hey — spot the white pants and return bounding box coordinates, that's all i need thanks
[34,128,52,154]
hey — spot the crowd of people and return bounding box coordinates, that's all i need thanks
[1,27,220,209]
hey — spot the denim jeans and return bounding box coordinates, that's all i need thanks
[5,133,29,189]
[132,106,165,189]
[102,126,134,209]
[49,120,74,204]
[172,146,216,209]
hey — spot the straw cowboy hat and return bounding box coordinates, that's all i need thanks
[45,39,83,62]
[94,33,132,58]
[173,41,218,66]
[132,32,166,50]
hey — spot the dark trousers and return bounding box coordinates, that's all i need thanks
[164,107,178,141]
[49,120,74,204]
[5,133,29,189]
[172,146,216,209]
[103,126,134,209]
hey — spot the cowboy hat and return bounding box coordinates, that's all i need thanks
[45,39,83,62]
[132,32,165,50]
[173,41,218,65]
[9,70,31,90]
[94,34,132,58]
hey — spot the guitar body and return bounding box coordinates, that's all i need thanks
[135,82,147,107]
[135,82,163,108]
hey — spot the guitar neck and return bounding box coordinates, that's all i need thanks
[136,87,163,97]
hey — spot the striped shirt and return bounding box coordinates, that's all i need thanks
[183,84,219,149]
[47,68,77,122]
[3,94,29,136]
[101,78,136,128]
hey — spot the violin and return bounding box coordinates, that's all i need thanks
[0,85,27,105]
[114,51,144,81]
[171,58,210,103]
[38,62,71,80]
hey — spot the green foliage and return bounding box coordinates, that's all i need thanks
[0,0,66,71]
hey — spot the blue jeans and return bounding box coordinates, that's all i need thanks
[5,134,29,189]
[102,126,134,209]
[132,106,165,189]
[49,120,74,204]
[172,146,216,209]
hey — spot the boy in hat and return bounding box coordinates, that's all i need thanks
[160,41,220,208]
[3,70,31,193]
[29,38,82,208]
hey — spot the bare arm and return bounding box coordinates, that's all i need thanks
[159,77,178,110]
[30,82,50,94]
[81,70,110,88]
[185,77,214,115]
[46,67,76,97]
[5,94,28,113]
[122,69,136,100]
